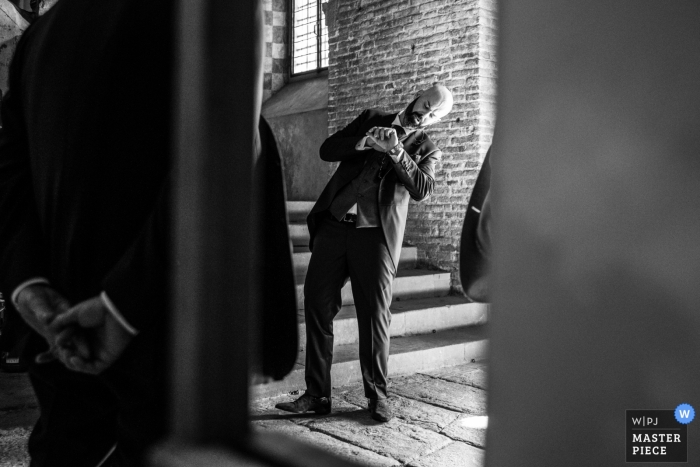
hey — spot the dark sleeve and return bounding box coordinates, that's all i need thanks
[390,147,442,202]
[0,33,50,299]
[459,147,491,303]
[319,109,372,162]
[258,117,298,380]
[97,1,174,332]
[100,176,171,332]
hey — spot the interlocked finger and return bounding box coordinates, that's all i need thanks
[368,127,395,141]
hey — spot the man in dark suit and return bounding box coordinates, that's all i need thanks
[0,0,172,465]
[460,146,491,303]
[276,84,453,422]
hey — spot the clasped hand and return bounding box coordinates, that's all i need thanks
[16,285,132,374]
[365,126,400,153]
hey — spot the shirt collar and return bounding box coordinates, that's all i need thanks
[393,112,417,137]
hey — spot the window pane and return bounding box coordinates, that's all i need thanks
[292,0,328,74]
[293,0,318,74]
[320,2,328,68]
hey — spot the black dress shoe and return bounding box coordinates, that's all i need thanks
[275,392,332,415]
[368,399,393,422]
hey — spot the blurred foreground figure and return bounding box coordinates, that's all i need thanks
[460,146,491,303]
[0,0,173,465]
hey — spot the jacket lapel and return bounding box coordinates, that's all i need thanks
[401,130,425,157]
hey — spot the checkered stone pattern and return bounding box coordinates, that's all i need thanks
[263,0,289,102]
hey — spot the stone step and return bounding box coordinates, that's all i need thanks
[290,219,424,248]
[296,296,489,349]
[252,324,489,399]
[286,201,315,223]
[295,268,451,310]
[293,246,418,275]
[289,222,310,247]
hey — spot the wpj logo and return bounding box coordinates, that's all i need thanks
[626,404,694,463]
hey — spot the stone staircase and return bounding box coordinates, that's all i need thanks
[253,202,489,399]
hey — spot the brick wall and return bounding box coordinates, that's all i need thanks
[0,1,29,100]
[263,0,289,101]
[327,0,497,290]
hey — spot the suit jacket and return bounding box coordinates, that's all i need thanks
[0,0,299,381]
[308,109,442,268]
[0,0,172,346]
[459,146,491,302]
[258,117,299,380]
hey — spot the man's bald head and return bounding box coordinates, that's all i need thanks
[400,84,454,129]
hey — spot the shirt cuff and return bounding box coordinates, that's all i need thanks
[355,136,372,151]
[100,291,139,336]
[389,148,406,163]
[11,277,51,308]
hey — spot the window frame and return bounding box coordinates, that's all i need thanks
[288,0,329,79]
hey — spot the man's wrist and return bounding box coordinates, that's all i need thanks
[386,142,402,155]
[386,142,404,162]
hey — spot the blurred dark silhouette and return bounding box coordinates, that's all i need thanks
[460,146,491,303]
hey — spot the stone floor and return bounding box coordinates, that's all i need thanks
[251,362,488,467]
[0,362,487,467]
[0,372,38,467]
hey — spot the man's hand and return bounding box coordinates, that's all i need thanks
[15,285,75,363]
[49,297,133,374]
[366,126,400,153]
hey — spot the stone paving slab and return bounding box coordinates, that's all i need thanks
[252,391,462,465]
[421,362,488,390]
[390,373,487,415]
[252,363,488,465]
[441,415,487,448]
[0,427,31,467]
[306,413,453,464]
[336,383,462,433]
[254,419,400,467]
[406,440,485,467]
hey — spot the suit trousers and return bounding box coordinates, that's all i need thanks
[304,215,396,400]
